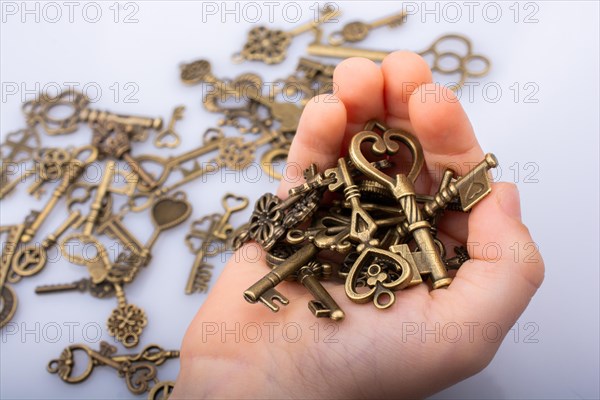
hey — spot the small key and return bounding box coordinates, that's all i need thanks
[154,106,184,149]
[244,242,319,312]
[325,158,378,249]
[213,194,249,240]
[12,210,84,277]
[298,264,345,321]
[35,278,115,299]
[21,146,97,243]
[233,6,340,64]
[328,11,407,45]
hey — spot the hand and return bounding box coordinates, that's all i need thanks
[172,52,544,399]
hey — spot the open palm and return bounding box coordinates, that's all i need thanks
[173,52,544,399]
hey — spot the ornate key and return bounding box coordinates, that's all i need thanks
[0,127,41,192]
[92,121,158,190]
[154,106,184,149]
[184,194,249,294]
[308,33,491,89]
[20,146,97,243]
[35,278,116,299]
[48,341,179,395]
[328,11,407,45]
[349,127,452,289]
[12,210,84,277]
[233,6,340,64]
[23,89,162,136]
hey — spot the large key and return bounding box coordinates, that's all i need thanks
[244,242,319,311]
[328,11,406,45]
[21,146,97,243]
[23,89,162,136]
[233,6,340,64]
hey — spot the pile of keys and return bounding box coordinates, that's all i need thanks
[0,5,494,399]
[236,121,498,320]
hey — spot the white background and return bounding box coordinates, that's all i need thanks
[1,1,599,399]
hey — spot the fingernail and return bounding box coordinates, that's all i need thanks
[497,184,522,222]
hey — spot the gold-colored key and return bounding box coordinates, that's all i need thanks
[328,11,407,46]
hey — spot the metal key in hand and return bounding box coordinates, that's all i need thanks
[154,106,184,149]
[48,341,179,395]
[233,6,340,64]
[184,193,249,294]
[328,11,406,45]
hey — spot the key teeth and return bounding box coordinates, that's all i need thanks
[308,301,345,321]
[256,289,289,313]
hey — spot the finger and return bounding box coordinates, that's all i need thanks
[333,57,385,147]
[408,83,485,182]
[438,183,544,334]
[381,51,433,125]
[277,94,346,198]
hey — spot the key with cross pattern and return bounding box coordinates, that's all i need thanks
[48,341,179,395]
[23,89,163,136]
[232,6,341,64]
[184,194,249,294]
[328,11,407,46]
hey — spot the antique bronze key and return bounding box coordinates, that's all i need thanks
[328,11,407,45]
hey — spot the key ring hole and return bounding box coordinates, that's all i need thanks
[374,289,394,309]
[44,102,77,123]
[328,31,345,46]
[434,52,463,75]
[463,54,491,78]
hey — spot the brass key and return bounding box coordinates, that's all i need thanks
[298,263,345,321]
[233,6,340,64]
[35,278,115,299]
[82,161,115,235]
[21,146,98,243]
[0,224,26,328]
[154,106,184,149]
[184,194,249,294]
[23,89,162,136]
[244,242,319,312]
[308,33,491,89]
[328,11,407,45]
[48,341,179,394]
[12,210,84,277]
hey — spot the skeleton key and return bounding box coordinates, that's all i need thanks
[298,263,345,321]
[23,89,163,136]
[154,106,184,149]
[244,242,319,312]
[48,341,178,394]
[325,158,378,249]
[423,153,498,216]
[184,194,248,294]
[12,210,84,277]
[233,6,340,64]
[328,11,407,45]
[349,128,452,289]
[308,33,491,89]
[21,146,98,243]
[35,277,116,299]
